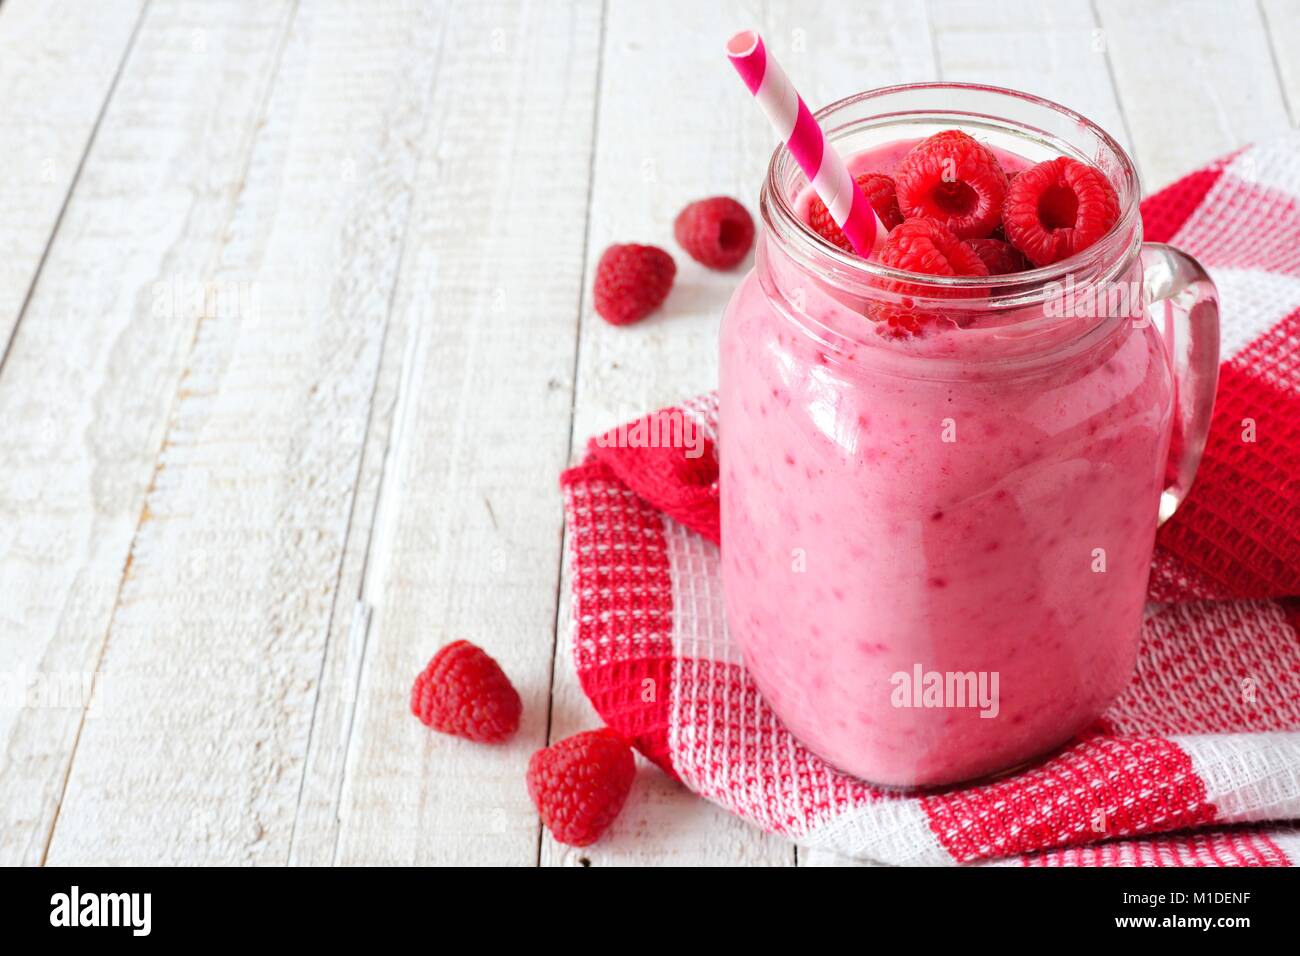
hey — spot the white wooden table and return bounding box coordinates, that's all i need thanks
[1,0,1295,867]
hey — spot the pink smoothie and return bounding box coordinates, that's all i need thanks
[719,140,1173,787]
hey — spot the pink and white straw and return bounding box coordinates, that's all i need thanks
[727,29,888,258]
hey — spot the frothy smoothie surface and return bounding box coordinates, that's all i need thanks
[720,130,1166,788]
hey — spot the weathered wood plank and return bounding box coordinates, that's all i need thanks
[0,0,298,868]
[42,0,449,866]
[930,0,1130,154]
[1096,0,1290,189]
[1261,0,1300,126]
[0,0,144,350]
[329,0,603,867]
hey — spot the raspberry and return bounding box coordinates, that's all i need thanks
[808,173,904,251]
[1001,156,1120,266]
[967,238,1029,276]
[527,728,635,847]
[874,218,989,333]
[410,640,521,744]
[593,244,676,325]
[879,218,989,281]
[673,197,754,270]
[894,130,1009,239]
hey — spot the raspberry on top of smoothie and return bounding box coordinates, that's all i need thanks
[1002,155,1121,266]
[895,130,1010,239]
[800,128,1121,334]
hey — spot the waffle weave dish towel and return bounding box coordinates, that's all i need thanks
[560,134,1300,866]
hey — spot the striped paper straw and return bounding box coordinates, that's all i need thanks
[727,30,887,258]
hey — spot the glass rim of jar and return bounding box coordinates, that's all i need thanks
[759,82,1143,308]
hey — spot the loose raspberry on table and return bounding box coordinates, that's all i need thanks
[593,244,676,325]
[410,640,521,744]
[967,238,1030,276]
[1001,156,1120,266]
[894,130,1010,239]
[673,196,754,270]
[808,172,904,251]
[873,218,989,333]
[527,728,636,847]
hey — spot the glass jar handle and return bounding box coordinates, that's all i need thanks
[1141,242,1220,525]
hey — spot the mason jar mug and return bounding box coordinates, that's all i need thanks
[719,83,1219,788]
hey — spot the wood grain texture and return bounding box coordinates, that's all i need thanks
[43,0,450,866]
[0,0,297,867]
[1096,0,1290,189]
[543,0,937,868]
[0,0,144,351]
[288,3,452,864]
[930,0,1130,153]
[330,0,603,867]
[1261,0,1300,126]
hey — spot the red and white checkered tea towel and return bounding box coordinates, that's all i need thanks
[560,134,1300,866]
